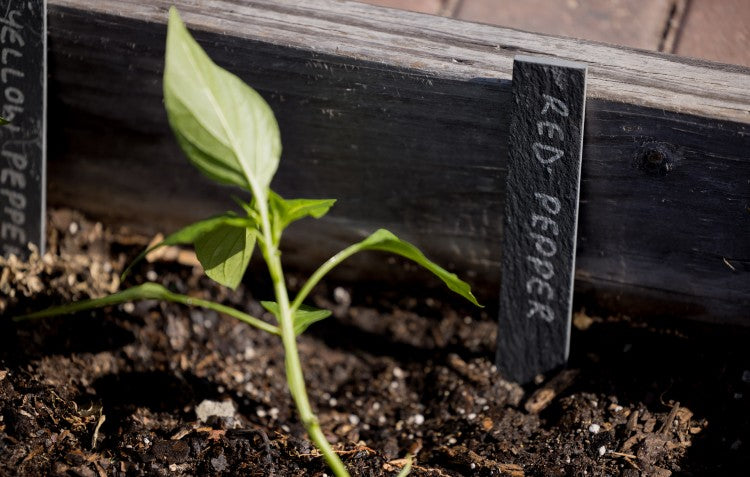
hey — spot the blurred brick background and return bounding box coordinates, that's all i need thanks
[360,0,750,67]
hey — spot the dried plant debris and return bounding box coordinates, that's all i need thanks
[0,209,125,314]
[1,210,748,476]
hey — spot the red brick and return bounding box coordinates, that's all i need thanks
[455,0,673,51]
[358,0,444,15]
[674,0,750,67]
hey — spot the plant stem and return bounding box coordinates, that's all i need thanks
[291,243,362,312]
[162,289,279,335]
[256,196,350,477]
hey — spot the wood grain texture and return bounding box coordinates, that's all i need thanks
[49,0,750,123]
[45,0,750,323]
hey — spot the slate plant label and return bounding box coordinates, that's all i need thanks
[0,0,46,259]
[496,55,587,384]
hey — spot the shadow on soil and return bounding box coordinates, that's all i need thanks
[558,316,750,474]
[0,310,136,364]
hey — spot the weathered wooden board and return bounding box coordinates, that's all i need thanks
[45,0,750,323]
[1,1,46,259]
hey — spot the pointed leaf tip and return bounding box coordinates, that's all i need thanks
[164,6,281,197]
[357,229,481,307]
[14,283,171,322]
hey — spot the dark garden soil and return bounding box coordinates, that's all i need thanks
[1,209,748,476]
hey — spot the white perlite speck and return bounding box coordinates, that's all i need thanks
[196,399,236,423]
[588,423,601,434]
[598,446,606,456]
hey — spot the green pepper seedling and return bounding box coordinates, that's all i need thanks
[18,8,480,476]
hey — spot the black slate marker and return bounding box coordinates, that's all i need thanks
[1,0,46,259]
[496,55,587,384]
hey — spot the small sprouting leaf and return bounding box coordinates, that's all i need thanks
[395,454,413,477]
[194,223,256,290]
[0,116,9,125]
[270,191,336,227]
[269,190,335,238]
[164,7,281,197]
[260,301,332,335]
[121,213,254,279]
[355,229,480,306]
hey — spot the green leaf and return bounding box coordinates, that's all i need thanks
[0,116,8,125]
[194,223,256,290]
[291,229,481,312]
[260,301,332,336]
[356,229,480,306]
[269,190,335,239]
[164,7,281,196]
[14,283,279,335]
[15,283,170,321]
[121,213,254,280]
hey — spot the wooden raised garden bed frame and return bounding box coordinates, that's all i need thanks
[46,0,750,324]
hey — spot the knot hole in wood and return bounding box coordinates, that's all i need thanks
[635,142,680,176]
